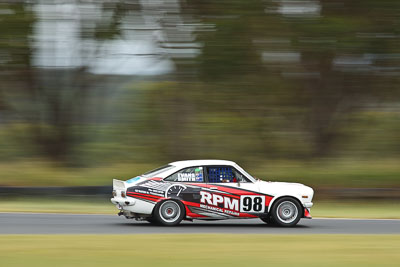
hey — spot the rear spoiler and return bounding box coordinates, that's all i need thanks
[113,179,126,190]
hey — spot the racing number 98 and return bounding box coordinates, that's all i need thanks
[240,195,266,213]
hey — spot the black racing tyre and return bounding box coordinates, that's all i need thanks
[154,200,185,226]
[270,197,302,227]
[145,217,158,224]
[260,215,275,225]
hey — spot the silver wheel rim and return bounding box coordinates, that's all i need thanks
[276,201,298,224]
[159,201,181,223]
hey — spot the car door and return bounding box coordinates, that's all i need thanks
[204,165,266,217]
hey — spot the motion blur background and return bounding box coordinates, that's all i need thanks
[1,0,400,197]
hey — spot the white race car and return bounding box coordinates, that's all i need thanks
[111,160,314,227]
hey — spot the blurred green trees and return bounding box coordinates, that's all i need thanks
[0,1,400,185]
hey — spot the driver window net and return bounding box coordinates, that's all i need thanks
[208,167,234,183]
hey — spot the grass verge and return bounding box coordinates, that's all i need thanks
[0,198,116,214]
[1,158,400,187]
[312,200,400,219]
[0,234,399,267]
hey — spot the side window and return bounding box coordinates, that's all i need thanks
[207,166,250,183]
[165,167,204,182]
[207,166,235,183]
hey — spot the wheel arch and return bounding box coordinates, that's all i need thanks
[152,198,187,218]
[267,195,304,216]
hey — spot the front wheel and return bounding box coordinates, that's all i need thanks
[154,200,185,226]
[270,197,302,227]
[260,215,275,225]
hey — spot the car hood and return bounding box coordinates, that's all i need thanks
[256,180,314,198]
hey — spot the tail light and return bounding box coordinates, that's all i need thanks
[112,190,116,197]
[121,191,126,198]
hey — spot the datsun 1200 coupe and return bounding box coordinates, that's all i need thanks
[111,160,314,227]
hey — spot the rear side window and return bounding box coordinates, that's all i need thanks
[142,165,175,177]
[164,167,204,182]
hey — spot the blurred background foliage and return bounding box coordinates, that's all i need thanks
[0,0,400,188]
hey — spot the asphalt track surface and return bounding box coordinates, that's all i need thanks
[1,213,400,234]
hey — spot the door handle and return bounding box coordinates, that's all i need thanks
[210,187,218,190]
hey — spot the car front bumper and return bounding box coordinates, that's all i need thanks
[303,202,313,208]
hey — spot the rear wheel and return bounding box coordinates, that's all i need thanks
[146,217,158,224]
[154,200,185,226]
[270,197,302,227]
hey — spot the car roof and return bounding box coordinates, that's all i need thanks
[141,159,255,181]
[169,159,237,168]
